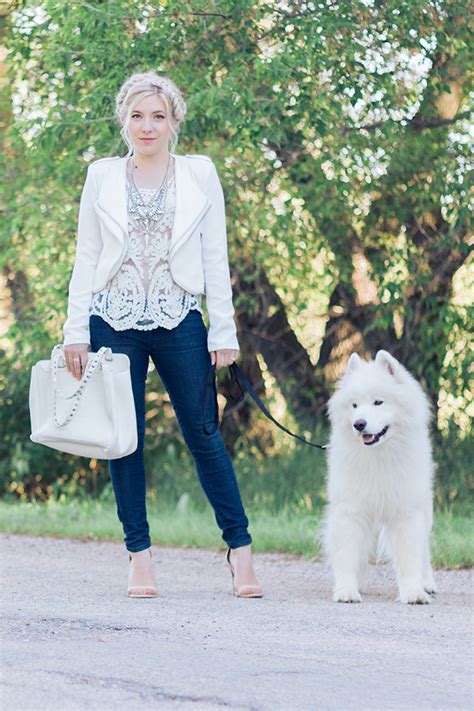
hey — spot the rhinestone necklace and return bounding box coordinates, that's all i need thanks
[127,155,171,222]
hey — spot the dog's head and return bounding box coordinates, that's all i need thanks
[347,351,399,446]
[328,350,410,448]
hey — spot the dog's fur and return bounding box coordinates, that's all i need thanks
[320,350,437,604]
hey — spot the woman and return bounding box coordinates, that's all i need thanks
[62,71,262,599]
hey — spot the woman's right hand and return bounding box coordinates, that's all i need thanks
[63,343,90,380]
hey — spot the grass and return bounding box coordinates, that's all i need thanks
[0,497,472,568]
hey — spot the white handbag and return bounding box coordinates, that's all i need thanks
[29,344,138,459]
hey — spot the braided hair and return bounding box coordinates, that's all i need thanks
[115,71,187,155]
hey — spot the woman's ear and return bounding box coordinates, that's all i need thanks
[375,350,399,376]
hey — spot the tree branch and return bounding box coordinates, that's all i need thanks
[341,110,471,135]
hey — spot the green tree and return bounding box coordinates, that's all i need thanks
[1,0,471,502]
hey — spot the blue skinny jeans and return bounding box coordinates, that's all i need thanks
[89,310,252,553]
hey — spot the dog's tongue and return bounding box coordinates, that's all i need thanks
[363,433,375,443]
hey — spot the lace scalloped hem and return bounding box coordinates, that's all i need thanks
[89,303,203,332]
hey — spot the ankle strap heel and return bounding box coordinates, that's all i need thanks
[128,548,157,598]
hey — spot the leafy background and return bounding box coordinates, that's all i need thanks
[1,0,472,513]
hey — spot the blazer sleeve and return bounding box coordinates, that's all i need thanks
[201,161,240,352]
[62,165,102,346]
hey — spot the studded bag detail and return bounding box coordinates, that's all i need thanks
[29,345,138,459]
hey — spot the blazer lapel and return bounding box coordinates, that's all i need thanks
[93,157,128,242]
[169,154,211,258]
[93,153,211,255]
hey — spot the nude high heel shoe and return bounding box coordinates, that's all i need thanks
[128,548,158,598]
[226,547,263,598]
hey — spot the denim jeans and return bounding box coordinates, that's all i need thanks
[89,310,252,553]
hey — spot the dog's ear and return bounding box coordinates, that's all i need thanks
[346,352,362,373]
[375,350,399,376]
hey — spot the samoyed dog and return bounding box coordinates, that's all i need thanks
[321,350,437,604]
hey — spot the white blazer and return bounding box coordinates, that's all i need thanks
[62,153,240,352]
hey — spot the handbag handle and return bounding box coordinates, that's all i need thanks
[51,345,113,427]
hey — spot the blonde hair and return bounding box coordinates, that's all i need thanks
[115,71,187,155]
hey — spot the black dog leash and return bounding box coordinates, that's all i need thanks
[203,362,327,450]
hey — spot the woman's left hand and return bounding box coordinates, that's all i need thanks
[210,349,239,369]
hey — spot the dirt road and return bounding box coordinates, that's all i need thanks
[1,533,472,710]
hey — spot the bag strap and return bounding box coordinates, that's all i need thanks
[51,345,113,427]
[203,362,327,450]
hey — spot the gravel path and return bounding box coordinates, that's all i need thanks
[1,533,472,710]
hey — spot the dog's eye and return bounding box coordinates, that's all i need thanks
[352,403,357,408]
[374,400,383,406]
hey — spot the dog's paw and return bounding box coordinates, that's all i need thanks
[423,579,438,595]
[399,588,431,604]
[333,588,362,603]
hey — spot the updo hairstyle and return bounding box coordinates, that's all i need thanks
[115,71,187,155]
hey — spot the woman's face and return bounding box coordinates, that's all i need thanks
[127,93,171,157]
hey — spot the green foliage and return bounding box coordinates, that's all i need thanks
[2,1,472,502]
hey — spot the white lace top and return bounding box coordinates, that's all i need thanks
[89,156,202,330]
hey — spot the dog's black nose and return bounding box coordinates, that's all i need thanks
[354,419,367,431]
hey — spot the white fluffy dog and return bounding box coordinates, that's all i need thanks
[321,350,437,604]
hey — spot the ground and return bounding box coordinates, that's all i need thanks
[1,534,472,710]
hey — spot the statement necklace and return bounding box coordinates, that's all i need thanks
[127,155,171,222]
